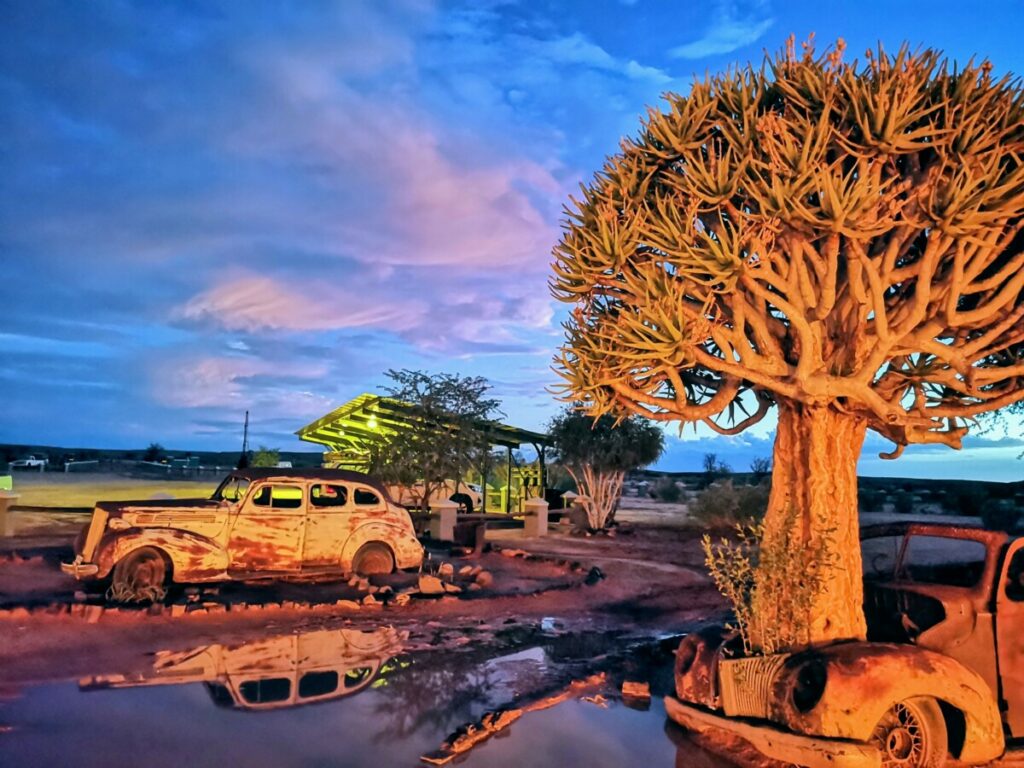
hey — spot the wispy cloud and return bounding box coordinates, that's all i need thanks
[669,0,774,60]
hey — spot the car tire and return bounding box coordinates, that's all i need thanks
[352,543,395,576]
[450,493,474,514]
[871,696,948,768]
[109,547,169,603]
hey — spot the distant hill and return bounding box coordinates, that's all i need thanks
[0,443,325,470]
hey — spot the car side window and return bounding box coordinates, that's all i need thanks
[1006,548,1024,602]
[251,485,303,509]
[298,670,339,698]
[239,678,291,704]
[354,488,380,506]
[310,484,348,508]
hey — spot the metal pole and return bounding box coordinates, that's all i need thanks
[505,446,512,515]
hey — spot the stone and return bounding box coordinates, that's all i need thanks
[335,599,361,610]
[622,681,650,700]
[391,593,411,607]
[442,583,462,594]
[474,570,494,588]
[458,565,474,576]
[362,594,379,607]
[467,583,482,591]
[170,604,187,617]
[418,574,446,595]
[83,605,104,624]
[437,562,454,579]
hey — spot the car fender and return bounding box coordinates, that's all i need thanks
[341,522,421,570]
[770,642,1004,763]
[96,529,229,582]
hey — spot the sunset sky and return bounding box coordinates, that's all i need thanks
[3,0,1024,479]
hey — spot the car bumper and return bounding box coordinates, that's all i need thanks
[664,696,881,768]
[61,560,100,579]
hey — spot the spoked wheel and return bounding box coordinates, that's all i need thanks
[352,543,394,576]
[871,697,947,768]
[109,546,169,603]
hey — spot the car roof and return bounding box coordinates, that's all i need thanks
[227,467,390,496]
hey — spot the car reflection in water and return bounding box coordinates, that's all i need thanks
[78,626,407,711]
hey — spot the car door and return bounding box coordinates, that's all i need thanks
[303,482,350,566]
[996,538,1024,737]
[228,483,305,572]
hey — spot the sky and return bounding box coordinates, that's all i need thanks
[2,0,1024,480]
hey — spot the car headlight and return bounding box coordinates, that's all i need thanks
[791,658,827,713]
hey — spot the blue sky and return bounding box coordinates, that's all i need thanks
[2,0,1024,479]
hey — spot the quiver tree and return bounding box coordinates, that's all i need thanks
[548,409,664,530]
[551,40,1024,649]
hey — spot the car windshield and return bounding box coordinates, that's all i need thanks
[212,476,250,502]
[898,534,988,588]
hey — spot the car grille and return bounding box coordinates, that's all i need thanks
[719,653,789,719]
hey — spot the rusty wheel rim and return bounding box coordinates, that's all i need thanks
[357,548,392,575]
[872,702,928,767]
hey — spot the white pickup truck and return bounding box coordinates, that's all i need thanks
[10,455,47,470]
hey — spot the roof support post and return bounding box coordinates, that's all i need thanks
[505,446,513,515]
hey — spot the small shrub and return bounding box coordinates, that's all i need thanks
[952,486,989,517]
[893,491,914,515]
[690,481,768,527]
[981,500,1019,532]
[858,487,885,513]
[702,507,836,656]
[652,477,682,502]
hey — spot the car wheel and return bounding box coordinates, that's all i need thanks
[871,697,947,768]
[352,543,394,576]
[109,547,169,603]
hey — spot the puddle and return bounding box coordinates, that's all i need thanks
[0,623,737,767]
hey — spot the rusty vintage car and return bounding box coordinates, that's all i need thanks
[61,468,423,599]
[667,522,1024,768]
[80,625,405,710]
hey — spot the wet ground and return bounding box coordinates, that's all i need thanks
[0,617,737,768]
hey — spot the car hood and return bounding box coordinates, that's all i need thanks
[95,498,220,515]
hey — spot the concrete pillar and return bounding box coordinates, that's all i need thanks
[429,499,458,542]
[0,493,20,538]
[523,497,549,537]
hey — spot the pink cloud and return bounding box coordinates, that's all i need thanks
[177,274,428,333]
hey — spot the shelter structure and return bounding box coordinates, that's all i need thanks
[295,394,551,514]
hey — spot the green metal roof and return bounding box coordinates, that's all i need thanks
[296,393,551,460]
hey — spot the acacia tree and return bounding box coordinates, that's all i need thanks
[548,409,664,530]
[369,370,502,512]
[552,40,1024,647]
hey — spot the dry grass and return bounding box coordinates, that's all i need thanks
[10,472,217,507]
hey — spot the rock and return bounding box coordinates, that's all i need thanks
[470,565,483,576]
[467,583,482,591]
[458,565,473,576]
[442,583,462,594]
[362,594,379,607]
[170,604,187,617]
[584,566,606,586]
[390,593,411,607]
[83,605,104,624]
[474,570,494,588]
[437,562,454,579]
[621,681,650,700]
[335,599,361,610]
[347,575,359,587]
[418,574,446,595]
[500,548,528,558]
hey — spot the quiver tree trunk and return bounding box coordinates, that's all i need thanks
[565,466,626,530]
[753,403,868,651]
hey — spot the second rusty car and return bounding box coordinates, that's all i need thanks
[61,468,423,600]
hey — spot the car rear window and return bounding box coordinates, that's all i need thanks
[239,678,291,704]
[900,534,988,588]
[354,488,380,506]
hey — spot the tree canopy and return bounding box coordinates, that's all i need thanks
[552,39,1024,458]
[368,369,502,510]
[548,410,664,473]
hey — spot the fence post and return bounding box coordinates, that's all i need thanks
[0,493,20,537]
[429,499,458,542]
[523,497,549,537]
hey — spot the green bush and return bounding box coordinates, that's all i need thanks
[652,477,682,502]
[690,481,769,527]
